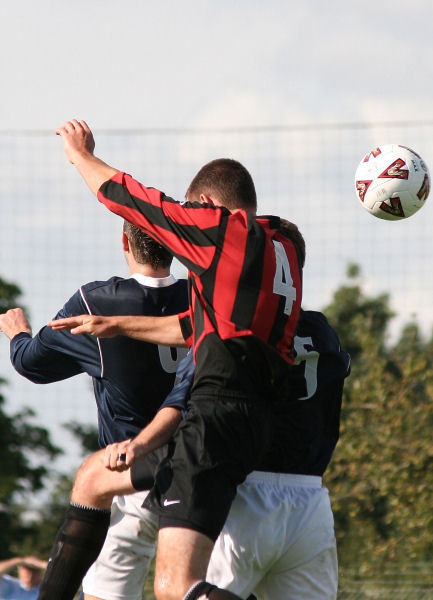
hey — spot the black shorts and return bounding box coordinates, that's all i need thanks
[130,445,170,491]
[143,390,272,541]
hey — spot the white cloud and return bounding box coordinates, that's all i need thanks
[2,0,433,131]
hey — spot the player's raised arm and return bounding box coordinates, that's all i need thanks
[56,119,118,194]
[47,313,186,346]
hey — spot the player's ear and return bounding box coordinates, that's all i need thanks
[122,232,130,253]
[199,193,215,206]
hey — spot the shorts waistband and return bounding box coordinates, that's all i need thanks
[244,471,322,487]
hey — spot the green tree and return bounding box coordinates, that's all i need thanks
[325,266,433,584]
[9,423,100,559]
[63,421,99,454]
[0,275,62,558]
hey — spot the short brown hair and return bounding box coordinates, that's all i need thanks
[123,221,173,269]
[186,158,257,212]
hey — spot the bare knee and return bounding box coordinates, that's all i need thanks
[71,451,113,508]
[153,568,198,600]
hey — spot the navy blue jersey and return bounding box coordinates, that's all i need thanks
[10,275,188,446]
[258,309,351,475]
[159,349,194,417]
[155,309,350,476]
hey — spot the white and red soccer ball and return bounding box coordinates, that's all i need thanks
[355,144,430,220]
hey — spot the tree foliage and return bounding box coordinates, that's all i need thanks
[0,276,62,558]
[3,267,433,583]
[63,421,99,455]
[325,265,433,579]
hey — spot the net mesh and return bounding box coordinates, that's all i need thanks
[1,122,433,473]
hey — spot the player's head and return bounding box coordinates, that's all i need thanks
[17,564,44,589]
[279,219,306,268]
[123,221,173,269]
[186,158,257,213]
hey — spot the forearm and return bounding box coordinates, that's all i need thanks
[48,314,187,346]
[73,153,118,196]
[116,315,186,346]
[10,328,83,383]
[104,406,182,470]
[0,557,22,576]
[131,407,181,458]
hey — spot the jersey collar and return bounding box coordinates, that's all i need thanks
[130,273,178,288]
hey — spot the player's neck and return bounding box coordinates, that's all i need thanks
[129,263,170,279]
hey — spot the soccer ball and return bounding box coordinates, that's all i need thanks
[354,144,430,220]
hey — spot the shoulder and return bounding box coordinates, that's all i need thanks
[174,278,188,292]
[296,310,339,348]
[80,276,125,295]
[297,310,351,369]
[79,277,129,306]
[59,278,126,318]
[298,310,330,331]
[0,574,20,590]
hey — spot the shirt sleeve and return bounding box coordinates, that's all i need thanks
[98,172,226,274]
[9,290,101,383]
[159,349,194,415]
[178,309,193,347]
[10,331,85,383]
[0,575,20,598]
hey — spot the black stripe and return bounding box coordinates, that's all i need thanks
[198,217,228,331]
[231,218,265,330]
[268,295,290,348]
[191,283,205,346]
[179,312,193,341]
[103,181,220,273]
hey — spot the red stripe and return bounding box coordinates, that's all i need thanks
[276,270,301,359]
[112,172,162,207]
[212,212,249,338]
[250,232,302,362]
[251,229,279,341]
[273,234,302,362]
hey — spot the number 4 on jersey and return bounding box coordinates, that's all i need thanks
[272,240,297,315]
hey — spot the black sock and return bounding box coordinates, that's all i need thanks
[37,503,111,600]
[183,581,243,600]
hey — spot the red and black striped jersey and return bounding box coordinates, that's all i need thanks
[98,172,303,396]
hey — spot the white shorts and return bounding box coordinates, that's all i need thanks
[82,491,158,600]
[206,472,338,600]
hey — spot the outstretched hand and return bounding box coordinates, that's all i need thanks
[55,119,95,165]
[47,315,120,338]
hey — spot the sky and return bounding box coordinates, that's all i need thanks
[1,0,433,132]
[2,0,433,476]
